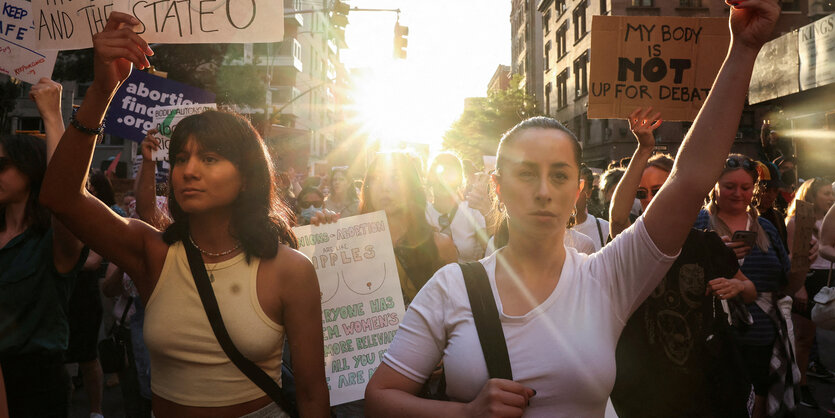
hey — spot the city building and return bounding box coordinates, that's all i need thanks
[488,65,512,93]
[224,0,350,176]
[535,0,820,167]
[511,0,545,111]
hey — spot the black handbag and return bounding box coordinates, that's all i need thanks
[182,239,299,418]
[98,297,133,374]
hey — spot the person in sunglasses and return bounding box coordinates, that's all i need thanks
[694,154,797,416]
[0,78,86,417]
[608,108,755,417]
[296,186,326,226]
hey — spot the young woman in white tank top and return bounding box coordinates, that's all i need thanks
[40,13,329,417]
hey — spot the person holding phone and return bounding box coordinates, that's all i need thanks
[694,154,796,415]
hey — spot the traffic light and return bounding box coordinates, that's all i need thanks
[393,22,408,59]
[331,0,349,28]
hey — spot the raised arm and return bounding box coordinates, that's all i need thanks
[29,78,85,274]
[642,0,780,255]
[609,108,660,238]
[135,129,171,229]
[820,204,835,263]
[39,12,159,285]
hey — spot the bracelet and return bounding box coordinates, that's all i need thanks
[70,107,105,137]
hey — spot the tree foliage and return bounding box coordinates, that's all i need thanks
[442,75,539,164]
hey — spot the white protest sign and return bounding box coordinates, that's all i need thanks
[0,0,58,84]
[292,211,405,406]
[151,103,216,161]
[33,0,284,50]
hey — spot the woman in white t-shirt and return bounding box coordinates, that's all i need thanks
[364,2,779,415]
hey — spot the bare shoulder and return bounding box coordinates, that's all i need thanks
[264,244,318,288]
[433,232,459,264]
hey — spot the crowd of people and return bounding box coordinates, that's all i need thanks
[2,1,835,417]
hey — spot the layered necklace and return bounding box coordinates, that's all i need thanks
[188,235,241,282]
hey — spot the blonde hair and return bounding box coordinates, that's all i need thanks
[704,154,770,252]
[787,178,827,220]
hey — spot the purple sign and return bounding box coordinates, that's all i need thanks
[104,70,215,143]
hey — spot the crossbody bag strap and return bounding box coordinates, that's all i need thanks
[182,239,296,416]
[459,262,513,380]
[594,217,605,246]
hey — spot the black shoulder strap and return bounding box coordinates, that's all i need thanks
[594,217,605,246]
[459,262,513,380]
[182,239,297,416]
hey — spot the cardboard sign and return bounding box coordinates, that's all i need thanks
[150,103,216,161]
[588,16,729,121]
[104,70,215,143]
[790,200,816,277]
[292,211,405,406]
[0,0,58,84]
[32,0,284,51]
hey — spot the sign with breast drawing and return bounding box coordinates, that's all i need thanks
[292,210,405,406]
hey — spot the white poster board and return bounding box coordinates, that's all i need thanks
[292,211,405,406]
[151,103,216,161]
[799,13,835,91]
[33,0,284,50]
[1,0,57,84]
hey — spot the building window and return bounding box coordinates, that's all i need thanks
[544,41,551,71]
[573,1,587,43]
[574,51,589,99]
[543,10,551,34]
[600,0,608,14]
[557,0,567,15]
[557,69,569,109]
[679,0,702,6]
[293,39,302,60]
[545,82,552,115]
[631,0,654,6]
[556,22,568,59]
[780,0,800,11]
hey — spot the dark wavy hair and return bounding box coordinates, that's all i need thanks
[359,152,433,244]
[161,110,298,258]
[0,134,50,234]
[87,169,116,207]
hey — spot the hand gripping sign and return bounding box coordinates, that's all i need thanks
[292,211,406,406]
[33,0,284,50]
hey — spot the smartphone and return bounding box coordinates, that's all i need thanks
[731,230,757,248]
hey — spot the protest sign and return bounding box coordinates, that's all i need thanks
[799,13,835,91]
[32,0,284,50]
[588,16,729,121]
[0,0,57,84]
[105,70,215,143]
[790,200,815,279]
[749,31,800,104]
[292,211,405,406]
[151,103,216,161]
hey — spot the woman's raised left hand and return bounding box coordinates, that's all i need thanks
[727,0,780,52]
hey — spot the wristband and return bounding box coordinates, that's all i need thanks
[70,107,105,137]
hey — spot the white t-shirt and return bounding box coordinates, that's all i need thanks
[573,212,610,251]
[485,229,596,257]
[426,201,487,263]
[383,217,677,417]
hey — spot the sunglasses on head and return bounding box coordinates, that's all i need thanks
[725,157,755,171]
[636,186,661,200]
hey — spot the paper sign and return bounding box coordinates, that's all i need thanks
[151,103,216,161]
[32,0,284,51]
[292,211,405,406]
[588,16,729,121]
[799,14,835,91]
[790,200,816,277]
[104,70,215,143]
[0,0,58,84]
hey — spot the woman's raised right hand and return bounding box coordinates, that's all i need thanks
[91,12,154,93]
[465,378,535,418]
[141,128,160,161]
